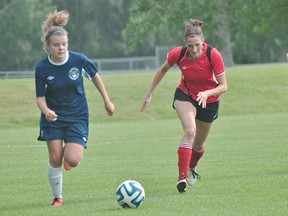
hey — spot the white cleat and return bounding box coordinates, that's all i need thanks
[187,169,201,185]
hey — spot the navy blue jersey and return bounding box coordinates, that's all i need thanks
[35,51,97,123]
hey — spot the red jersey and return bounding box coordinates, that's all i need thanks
[167,43,225,103]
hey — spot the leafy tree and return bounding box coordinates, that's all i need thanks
[230,0,288,63]
[123,0,288,65]
[1,0,287,71]
[53,0,135,58]
[122,0,235,66]
[0,0,55,70]
[0,0,136,70]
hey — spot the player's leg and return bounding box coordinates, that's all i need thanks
[189,100,219,172]
[47,139,64,206]
[193,119,212,153]
[62,121,87,170]
[188,99,219,185]
[47,139,63,167]
[175,100,197,144]
[192,119,212,169]
[174,99,197,192]
[187,120,211,184]
[63,143,84,169]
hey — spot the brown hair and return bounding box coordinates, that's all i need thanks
[184,19,203,40]
[41,10,69,51]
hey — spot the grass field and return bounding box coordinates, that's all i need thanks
[0,63,287,215]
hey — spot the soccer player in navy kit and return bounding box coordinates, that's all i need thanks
[35,10,115,206]
[140,19,228,193]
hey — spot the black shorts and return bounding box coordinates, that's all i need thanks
[173,88,219,123]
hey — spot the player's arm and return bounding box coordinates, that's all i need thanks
[36,96,57,121]
[91,73,115,116]
[140,60,171,112]
[197,73,228,108]
[208,73,228,96]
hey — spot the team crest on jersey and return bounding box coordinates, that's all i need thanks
[68,67,80,80]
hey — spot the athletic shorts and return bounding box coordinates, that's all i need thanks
[37,120,88,148]
[173,88,219,123]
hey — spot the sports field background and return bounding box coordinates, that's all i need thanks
[0,64,287,215]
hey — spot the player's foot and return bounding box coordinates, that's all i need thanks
[177,173,188,193]
[187,168,201,185]
[51,198,63,207]
[63,161,72,171]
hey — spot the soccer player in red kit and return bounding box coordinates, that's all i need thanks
[140,19,228,193]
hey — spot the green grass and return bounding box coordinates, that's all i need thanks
[0,63,288,215]
[1,63,287,128]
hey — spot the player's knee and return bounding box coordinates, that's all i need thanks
[184,128,196,140]
[49,155,63,167]
[64,157,82,168]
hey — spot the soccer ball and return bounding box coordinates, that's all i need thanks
[116,180,145,208]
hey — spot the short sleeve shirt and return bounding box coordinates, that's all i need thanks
[167,43,225,103]
[35,51,97,123]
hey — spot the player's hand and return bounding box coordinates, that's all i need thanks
[140,95,152,112]
[44,109,58,122]
[105,101,115,116]
[196,91,209,108]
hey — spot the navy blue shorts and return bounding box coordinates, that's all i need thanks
[37,120,88,148]
[173,88,219,123]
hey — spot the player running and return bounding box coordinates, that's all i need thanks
[35,10,115,206]
[140,19,228,193]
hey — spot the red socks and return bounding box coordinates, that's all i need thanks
[189,148,204,170]
[178,144,205,180]
[177,143,192,179]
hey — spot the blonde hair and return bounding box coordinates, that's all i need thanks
[184,19,203,40]
[41,10,69,51]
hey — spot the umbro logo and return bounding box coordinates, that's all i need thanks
[47,76,54,80]
[181,66,187,70]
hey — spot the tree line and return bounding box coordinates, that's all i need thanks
[0,0,287,71]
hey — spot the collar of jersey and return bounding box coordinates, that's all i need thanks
[48,51,69,66]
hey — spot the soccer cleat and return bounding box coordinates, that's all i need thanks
[177,173,188,193]
[187,169,201,185]
[51,198,63,207]
[63,161,72,171]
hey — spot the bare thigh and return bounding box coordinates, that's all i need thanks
[174,100,197,144]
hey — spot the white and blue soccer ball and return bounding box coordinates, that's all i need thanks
[116,180,145,208]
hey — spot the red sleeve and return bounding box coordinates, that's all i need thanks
[167,46,183,66]
[210,48,225,76]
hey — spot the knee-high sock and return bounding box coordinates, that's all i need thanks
[48,163,63,199]
[190,148,204,170]
[177,143,192,178]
